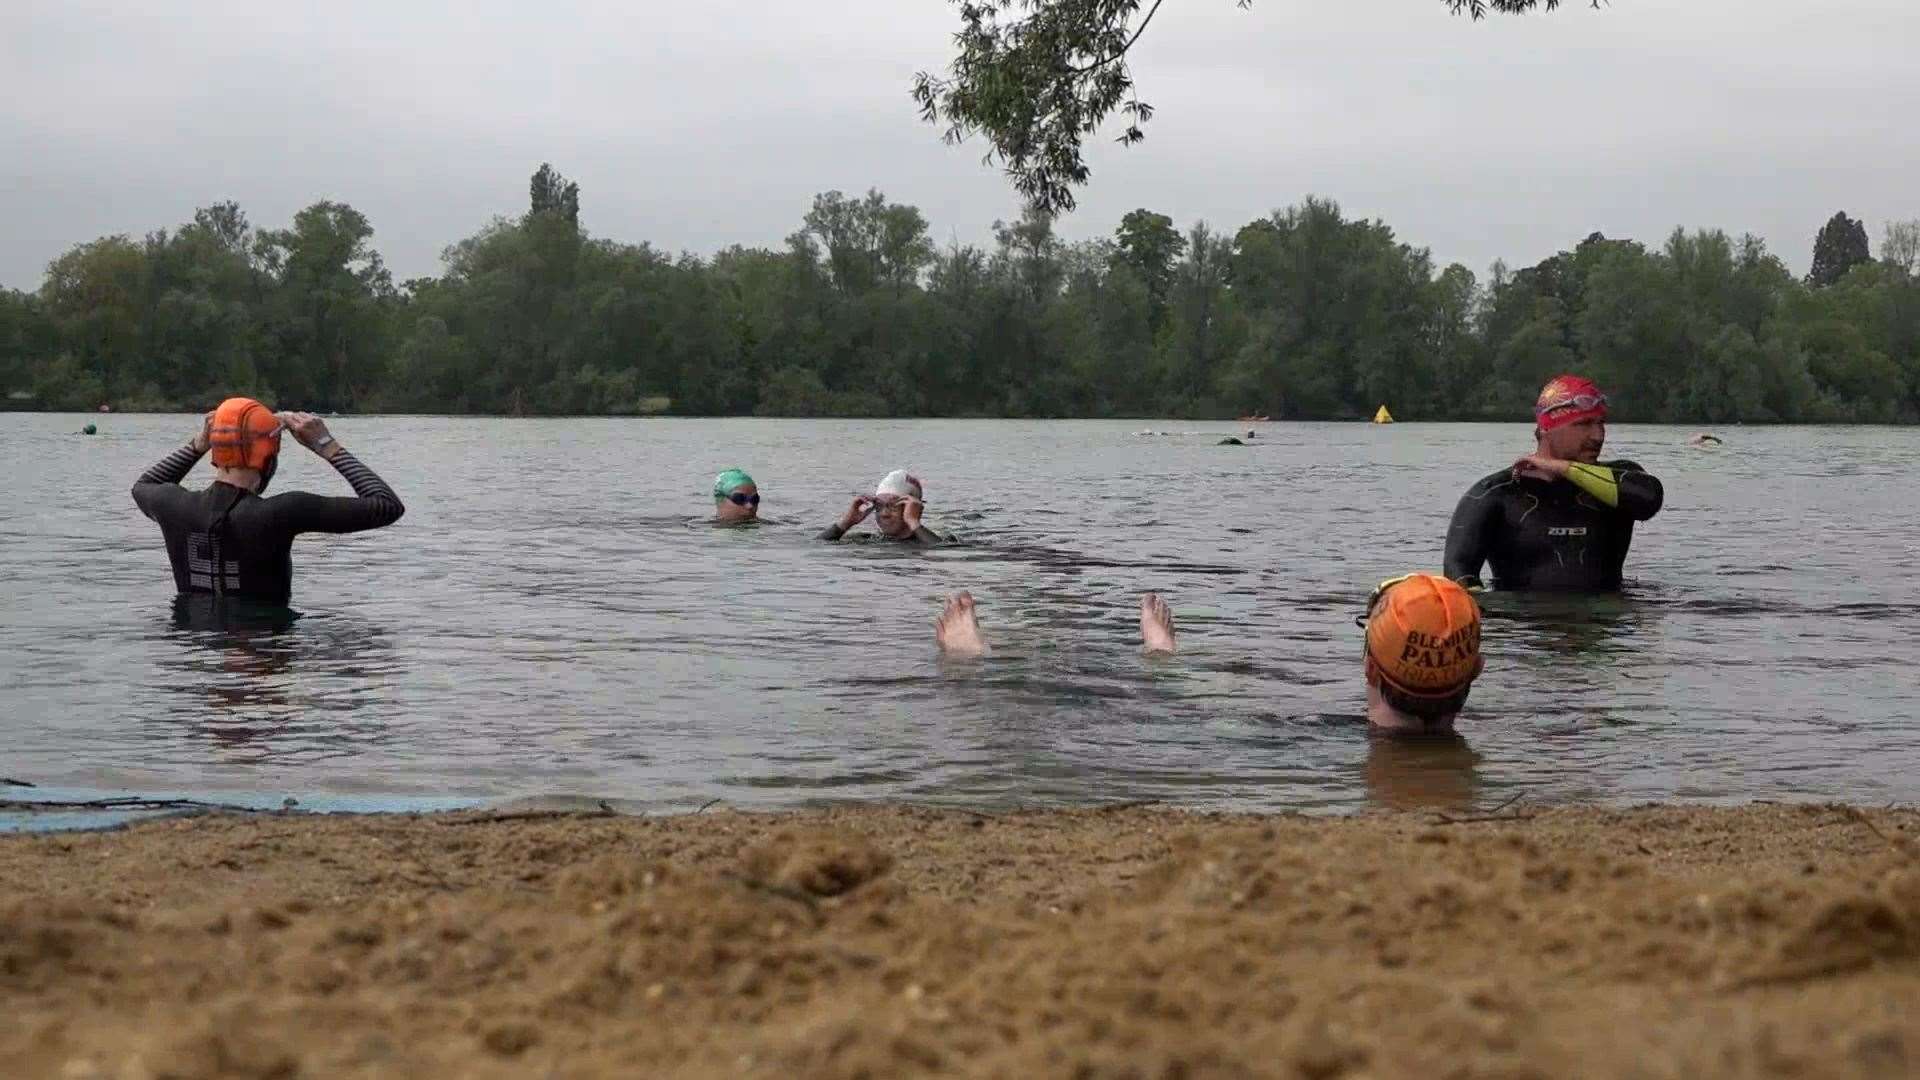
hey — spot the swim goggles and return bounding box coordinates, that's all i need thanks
[1536,392,1608,416]
[1355,574,1418,627]
[723,492,760,507]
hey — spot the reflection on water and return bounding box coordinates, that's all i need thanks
[148,598,402,771]
[2,414,1919,813]
[1363,732,1482,812]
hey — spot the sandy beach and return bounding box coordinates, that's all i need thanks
[3,802,1916,1078]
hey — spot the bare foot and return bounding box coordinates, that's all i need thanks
[935,591,988,657]
[1140,593,1176,654]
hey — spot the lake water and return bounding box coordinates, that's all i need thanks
[3,414,1917,822]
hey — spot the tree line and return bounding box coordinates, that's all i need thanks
[4,165,1917,423]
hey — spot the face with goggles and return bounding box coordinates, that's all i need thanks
[1534,385,1608,464]
[871,494,913,537]
[714,483,760,523]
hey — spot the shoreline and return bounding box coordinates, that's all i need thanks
[4,802,1915,1078]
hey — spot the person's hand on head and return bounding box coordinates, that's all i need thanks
[839,495,875,530]
[276,412,339,458]
[192,411,214,453]
[902,495,925,531]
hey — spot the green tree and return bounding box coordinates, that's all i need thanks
[253,201,395,410]
[529,163,581,226]
[1808,211,1872,288]
[0,288,57,403]
[1112,208,1185,330]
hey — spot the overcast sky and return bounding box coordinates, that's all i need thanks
[4,0,1915,290]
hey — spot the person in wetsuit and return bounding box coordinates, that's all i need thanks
[820,469,945,545]
[131,397,404,605]
[1444,375,1663,592]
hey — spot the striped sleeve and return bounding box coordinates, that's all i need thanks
[137,443,205,486]
[325,450,405,526]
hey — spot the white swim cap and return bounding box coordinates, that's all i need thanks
[874,469,923,500]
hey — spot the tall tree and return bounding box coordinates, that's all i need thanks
[1808,211,1872,288]
[253,201,395,410]
[528,163,581,227]
[1112,208,1185,329]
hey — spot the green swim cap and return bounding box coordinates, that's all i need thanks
[713,468,755,498]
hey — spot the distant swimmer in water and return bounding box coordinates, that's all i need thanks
[820,469,945,545]
[131,398,404,606]
[1217,437,1244,446]
[712,468,760,524]
[933,575,1480,734]
[1688,433,1723,447]
[1444,374,1664,592]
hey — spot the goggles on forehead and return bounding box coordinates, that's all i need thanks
[1355,574,1419,627]
[1537,392,1608,416]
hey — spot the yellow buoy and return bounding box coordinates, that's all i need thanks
[1373,405,1394,424]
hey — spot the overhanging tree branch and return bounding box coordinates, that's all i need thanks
[916,0,1598,215]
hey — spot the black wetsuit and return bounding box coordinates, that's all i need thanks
[1443,460,1662,592]
[132,443,404,605]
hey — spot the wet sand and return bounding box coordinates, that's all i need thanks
[3,803,1916,1078]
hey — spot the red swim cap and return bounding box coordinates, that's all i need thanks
[1534,374,1608,432]
[208,397,281,470]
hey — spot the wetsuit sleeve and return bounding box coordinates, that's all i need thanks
[1567,461,1664,521]
[271,449,406,535]
[820,523,849,542]
[131,443,206,520]
[1443,481,1499,589]
[909,526,945,547]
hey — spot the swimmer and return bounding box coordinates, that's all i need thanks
[821,469,944,545]
[1444,374,1664,592]
[712,468,760,524]
[1688,433,1723,447]
[131,398,404,605]
[933,576,1479,735]
[934,591,1175,659]
[1360,573,1483,734]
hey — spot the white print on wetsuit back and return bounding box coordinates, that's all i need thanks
[187,533,241,592]
[1546,527,1589,537]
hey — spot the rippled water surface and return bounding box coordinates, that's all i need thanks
[4,414,1917,816]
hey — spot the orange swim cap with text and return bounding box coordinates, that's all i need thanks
[1364,574,1483,698]
[208,397,281,470]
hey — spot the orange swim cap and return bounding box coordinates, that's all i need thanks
[1364,574,1483,698]
[208,397,281,470]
